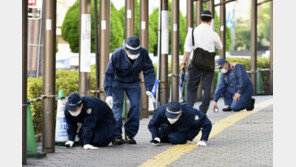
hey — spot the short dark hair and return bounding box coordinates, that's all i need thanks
[201,16,212,22]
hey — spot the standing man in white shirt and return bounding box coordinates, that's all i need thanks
[181,10,223,114]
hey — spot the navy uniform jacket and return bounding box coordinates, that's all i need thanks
[65,97,115,144]
[148,104,207,141]
[103,47,156,96]
[213,64,253,102]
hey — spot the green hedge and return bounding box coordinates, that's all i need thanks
[28,57,270,133]
[27,66,97,134]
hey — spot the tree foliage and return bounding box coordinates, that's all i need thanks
[235,2,271,51]
[62,0,232,55]
[61,0,124,53]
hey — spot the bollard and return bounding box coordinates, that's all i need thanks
[256,68,264,94]
[55,90,68,145]
[27,99,37,156]
[216,71,222,86]
[27,99,46,158]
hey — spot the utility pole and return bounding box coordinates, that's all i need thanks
[196,0,203,26]
[269,0,273,94]
[140,0,149,118]
[220,0,226,58]
[160,0,169,105]
[99,0,110,100]
[22,0,28,164]
[251,0,257,95]
[171,0,179,102]
[79,0,91,97]
[43,0,56,153]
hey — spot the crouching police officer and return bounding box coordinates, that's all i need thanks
[213,58,255,112]
[104,36,156,145]
[64,92,116,149]
[148,101,212,146]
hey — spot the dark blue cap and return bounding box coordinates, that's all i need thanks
[201,10,212,18]
[216,58,227,69]
[66,92,82,111]
[165,101,182,119]
[125,36,141,55]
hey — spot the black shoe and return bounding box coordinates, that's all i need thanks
[125,136,137,144]
[247,98,255,111]
[222,105,232,112]
[112,137,126,145]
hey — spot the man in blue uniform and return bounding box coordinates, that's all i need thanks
[213,58,255,112]
[64,92,116,149]
[104,36,156,145]
[148,101,212,146]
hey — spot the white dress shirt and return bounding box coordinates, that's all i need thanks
[184,23,223,59]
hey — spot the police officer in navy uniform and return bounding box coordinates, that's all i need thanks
[148,101,212,146]
[104,36,156,145]
[213,58,255,112]
[64,92,116,149]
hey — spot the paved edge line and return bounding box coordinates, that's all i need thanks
[139,99,273,167]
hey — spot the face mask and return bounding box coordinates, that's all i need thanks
[127,53,140,60]
[69,109,81,117]
[221,68,228,74]
[168,117,179,124]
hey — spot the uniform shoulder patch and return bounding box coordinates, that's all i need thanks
[87,109,92,114]
[195,115,199,120]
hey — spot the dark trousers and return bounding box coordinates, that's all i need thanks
[223,85,254,111]
[78,122,116,147]
[112,80,141,138]
[158,118,212,145]
[186,64,214,114]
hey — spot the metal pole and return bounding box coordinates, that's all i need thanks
[124,0,135,123]
[79,0,91,97]
[94,0,100,98]
[160,0,169,105]
[220,0,226,58]
[171,0,179,102]
[125,0,135,38]
[155,1,162,108]
[196,0,203,101]
[187,0,194,32]
[251,0,257,94]
[208,0,215,16]
[99,0,110,100]
[22,0,28,164]
[43,0,57,153]
[269,0,273,95]
[209,0,216,99]
[196,0,203,26]
[140,0,149,118]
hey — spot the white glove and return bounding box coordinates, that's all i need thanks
[186,140,195,144]
[146,91,156,103]
[83,144,98,150]
[197,140,207,146]
[65,140,74,147]
[150,137,161,146]
[106,96,113,109]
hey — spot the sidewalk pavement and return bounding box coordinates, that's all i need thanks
[25,96,273,167]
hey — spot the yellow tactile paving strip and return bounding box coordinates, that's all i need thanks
[139,99,273,167]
